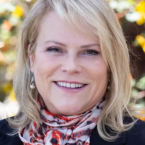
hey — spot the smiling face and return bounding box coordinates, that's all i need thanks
[29,11,108,115]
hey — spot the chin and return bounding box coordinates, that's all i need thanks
[56,104,83,116]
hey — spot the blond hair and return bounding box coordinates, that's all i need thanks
[9,0,137,141]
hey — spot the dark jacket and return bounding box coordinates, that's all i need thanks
[0,118,145,145]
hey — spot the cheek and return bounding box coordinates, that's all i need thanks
[88,60,108,94]
[33,53,60,76]
[33,55,60,98]
[86,59,108,80]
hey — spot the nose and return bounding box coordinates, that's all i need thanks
[61,56,82,74]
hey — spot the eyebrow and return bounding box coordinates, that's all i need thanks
[45,40,100,48]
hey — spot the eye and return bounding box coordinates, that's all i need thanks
[46,47,62,53]
[83,49,99,55]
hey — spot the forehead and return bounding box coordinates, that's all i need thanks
[37,11,100,46]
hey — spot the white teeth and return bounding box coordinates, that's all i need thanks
[79,84,83,87]
[66,83,70,88]
[71,84,75,88]
[56,82,85,89]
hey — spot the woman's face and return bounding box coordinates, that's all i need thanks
[29,11,108,115]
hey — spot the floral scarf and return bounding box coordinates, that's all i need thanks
[19,96,105,145]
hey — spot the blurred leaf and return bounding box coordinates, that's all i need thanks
[131,89,139,98]
[2,83,12,94]
[125,11,140,22]
[135,1,145,25]
[9,89,16,101]
[0,3,15,13]
[131,78,136,87]
[136,35,145,48]
[12,5,24,18]
[110,0,132,12]
[136,76,145,90]
[126,0,135,5]
[136,1,145,13]
[2,20,12,31]
[136,13,145,25]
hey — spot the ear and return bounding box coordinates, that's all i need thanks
[28,44,35,72]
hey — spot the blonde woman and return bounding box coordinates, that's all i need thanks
[0,0,145,145]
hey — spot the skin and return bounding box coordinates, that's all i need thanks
[29,11,108,116]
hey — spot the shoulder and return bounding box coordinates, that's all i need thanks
[0,119,22,145]
[125,118,145,144]
[90,118,145,145]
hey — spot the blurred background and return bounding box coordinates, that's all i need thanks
[0,0,145,120]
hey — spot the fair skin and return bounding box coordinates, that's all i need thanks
[29,11,108,116]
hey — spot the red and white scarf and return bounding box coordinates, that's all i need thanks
[19,96,105,145]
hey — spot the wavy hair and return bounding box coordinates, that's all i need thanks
[8,0,138,141]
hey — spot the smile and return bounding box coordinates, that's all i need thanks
[54,81,87,89]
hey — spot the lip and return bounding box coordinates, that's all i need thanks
[54,80,86,85]
[53,81,88,93]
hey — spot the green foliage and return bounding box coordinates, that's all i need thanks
[136,76,145,90]
[131,74,145,98]
[0,1,26,101]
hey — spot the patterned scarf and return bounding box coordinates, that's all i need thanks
[19,96,105,145]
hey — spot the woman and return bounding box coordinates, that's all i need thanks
[0,0,145,144]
